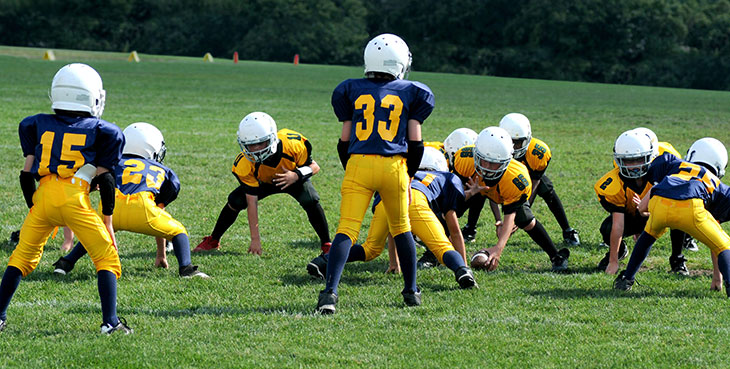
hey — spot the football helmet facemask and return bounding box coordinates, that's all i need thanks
[364,33,412,80]
[50,63,106,118]
[614,130,654,179]
[237,112,279,163]
[686,137,728,178]
[632,127,659,157]
[123,122,167,163]
[499,113,532,159]
[419,146,449,172]
[474,127,514,182]
[443,128,478,166]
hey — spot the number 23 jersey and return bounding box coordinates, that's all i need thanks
[331,78,435,156]
[116,154,180,199]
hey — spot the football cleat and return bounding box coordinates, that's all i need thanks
[461,225,477,243]
[725,280,730,298]
[550,248,570,273]
[613,271,635,291]
[417,250,439,269]
[316,290,337,314]
[402,288,422,306]
[100,317,133,335]
[597,242,629,271]
[10,230,19,243]
[683,236,699,252]
[563,228,580,246]
[192,236,220,252]
[455,266,477,289]
[179,264,210,279]
[669,255,690,276]
[307,254,328,280]
[165,241,174,253]
[52,257,75,275]
[0,318,6,332]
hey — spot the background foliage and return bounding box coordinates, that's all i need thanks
[2,0,730,89]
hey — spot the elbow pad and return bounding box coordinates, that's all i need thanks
[337,139,350,170]
[19,171,36,208]
[406,140,425,178]
[295,166,313,181]
[97,172,116,216]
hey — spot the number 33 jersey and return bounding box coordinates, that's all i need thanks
[331,78,435,156]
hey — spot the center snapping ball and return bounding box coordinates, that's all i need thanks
[470,249,491,269]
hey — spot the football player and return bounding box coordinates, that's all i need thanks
[595,129,689,274]
[499,113,580,246]
[193,112,331,255]
[464,127,570,272]
[614,138,730,294]
[316,33,434,314]
[0,64,131,334]
[308,148,477,289]
[52,122,208,278]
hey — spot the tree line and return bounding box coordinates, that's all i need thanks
[2,0,729,90]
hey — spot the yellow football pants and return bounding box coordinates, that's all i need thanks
[336,154,411,243]
[362,189,455,264]
[645,196,730,256]
[100,190,187,240]
[10,175,121,277]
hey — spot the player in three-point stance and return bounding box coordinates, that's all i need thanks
[0,63,131,334]
[52,122,209,279]
[316,33,434,314]
[194,112,331,255]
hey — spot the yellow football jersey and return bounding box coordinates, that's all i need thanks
[594,167,651,215]
[478,159,532,206]
[232,129,311,188]
[520,137,551,175]
[452,145,477,179]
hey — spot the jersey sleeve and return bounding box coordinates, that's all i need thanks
[658,142,681,158]
[231,153,259,188]
[444,173,467,217]
[500,162,531,209]
[281,130,312,167]
[155,167,181,206]
[453,146,477,179]
[646,153,676,185]
[94,121,125,170]
[331,80,353,122]
[525,138,551,180]
[594,170,627,213]
[18,115,39,157]
[407,82,435,124]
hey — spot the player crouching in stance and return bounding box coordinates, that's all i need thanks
[194,112,331,255]
[308,148,477,289]
[0,63,130,334]
[615,138,730,293]
[52,123,208,279]
[316,33,434,314]
[466,127,570,272]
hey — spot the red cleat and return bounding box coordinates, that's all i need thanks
[193,236,220,252]
[321,242,331,254]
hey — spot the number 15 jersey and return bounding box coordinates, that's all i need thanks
[331,78,435,156]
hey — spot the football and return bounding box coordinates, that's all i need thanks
[470,249,490,270]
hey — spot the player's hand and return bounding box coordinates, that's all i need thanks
[711,274,723,291]
[605,261,619,275]
[631,193,641,206]
[248,239,263,255]
[465,176,488,198]
[485,246,501,271]
[154,257,169,269]
[273,168,298,190]
[386,263,401,274]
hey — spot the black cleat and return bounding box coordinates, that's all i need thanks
[455,266,477,289]
[725,281,730,298]
[9,230,19,243]
[100,317,133,335]
[417,250,439,269]
[0,318,5,332]
[307,254,328,280]
[597,242,629,271]
[551,248,570,272]
[683,236,699,252]
[402,288,422,306]
[52,257,75,275]
[461,225,477,243]
[316,290,337,314]
[669,255,689,276]
[179,264,210,278]
[613,271,635,291]
[562,228,580,246]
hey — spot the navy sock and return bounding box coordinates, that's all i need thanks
[394,232,417,293]
[172,234,191,268]
[325,233,352,294]
[97,270,118,326]
[716,250,730,284]
[65,241,88,264]
[441,250,465,272]
[347,244,366,262]
[0,266,23,321]
[623,232,657,280]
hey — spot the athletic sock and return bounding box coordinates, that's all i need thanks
[669,230,685,259]
[64,241,87,264]
[172,234,192,268]
[211,204,240,240]
[0,266,22,321]
[525,220,558,258]
[543,189,571,231]
[304,203,331,244]
[716,250,730,286]
[441,250,465,272]
[394,232,418,293]
[324,233,352,294]
[623,232,657,280]
[97,270,118,326]
[347,244,366,262]
[466,195,486,229]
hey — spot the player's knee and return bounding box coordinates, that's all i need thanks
[363,246,381,261]
[514,212,535,229]
[8,261,34,277]
[227,190,248,211]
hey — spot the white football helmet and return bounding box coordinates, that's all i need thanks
[686,137,728,178]
[123,122,167,163]
[443,128,478,165]
[364,33,412,80]
[499,113,532,159]
[614,130,654,178]
[50,63,106,118]
[237,112,278,163]
[474,127,514,182]
[419,146,449,172]
[632,127,659,157]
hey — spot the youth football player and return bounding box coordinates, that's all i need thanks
[194,112,331,255]
[316,33,434,314]
[52,122,208,278]
[0,63,130,334]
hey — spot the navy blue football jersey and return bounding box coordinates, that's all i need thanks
[332,78,434,156]
[19,113,124,179]
[707,183,730,223]
[116,155,180,199]
[647,153,721,202]
[374,170,465,217]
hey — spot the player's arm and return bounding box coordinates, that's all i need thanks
[245,193,262,255]
[19,155,36,208]
[386,235,400,274]
[96,166,117,247]
[637,188,651,216]
[528,178,541,205]
[444,209,466,263]
[485,211,517,271]
[605,212,625,274]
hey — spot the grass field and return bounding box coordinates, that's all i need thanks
[1,46,730,368]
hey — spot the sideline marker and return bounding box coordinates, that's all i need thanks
[128,51,140,62]
[233,51,239,64]
[293,54,299,65]
[43,50,56,61]
[203,52,214,62]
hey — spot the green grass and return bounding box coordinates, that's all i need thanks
[1,46,730,368]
